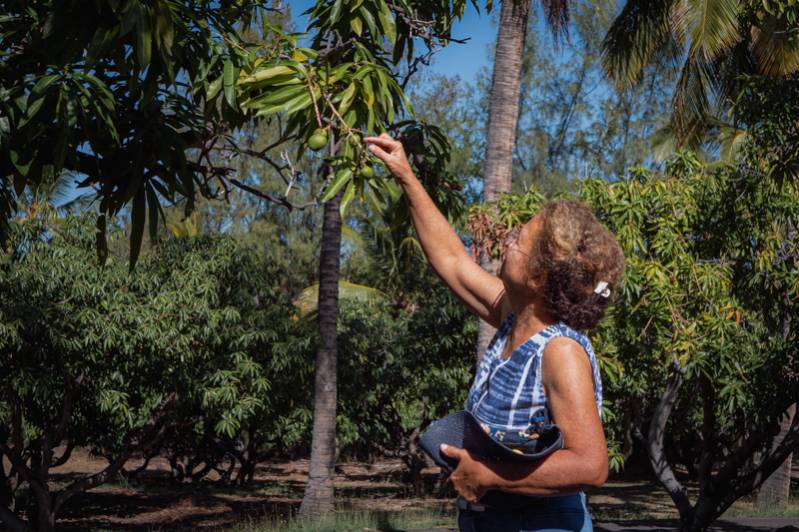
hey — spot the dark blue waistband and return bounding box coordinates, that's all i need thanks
[459,492,586,512]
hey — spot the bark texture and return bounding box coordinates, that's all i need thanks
[299,188,343,519]
[477,0,533,361]
[757,403,796,509]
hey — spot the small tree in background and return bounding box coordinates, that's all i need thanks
[0,212,288,531]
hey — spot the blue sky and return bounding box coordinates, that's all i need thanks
[286,1,498,84]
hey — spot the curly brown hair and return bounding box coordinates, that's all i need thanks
[526,200,625,330]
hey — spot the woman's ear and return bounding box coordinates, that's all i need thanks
[526,270,545,293]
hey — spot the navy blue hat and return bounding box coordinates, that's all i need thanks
[419,410,563,472]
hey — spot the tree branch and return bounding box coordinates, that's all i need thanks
[53,393,177,514]
[646,369,693,518]
[715,408,799,516]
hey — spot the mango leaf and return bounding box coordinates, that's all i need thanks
[339,179,357,218]
[376,0,396,44]
[146,182,159,242]
[320,168,353,202]
[239,65,295,84]
[135,5,152,67]
[206,74,223,100]
[223,59,237,108]
[350,16,363,36]
[129,186,146,271]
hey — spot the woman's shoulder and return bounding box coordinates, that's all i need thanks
[546,323,596,356]
[542,322,595,365]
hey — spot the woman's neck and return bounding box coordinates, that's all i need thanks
[505,292,558,349]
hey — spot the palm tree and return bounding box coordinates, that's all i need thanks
[477,0,569,360]
[298,185,343,517]
[601,0,799,147]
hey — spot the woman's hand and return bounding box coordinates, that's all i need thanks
[440,443,496,504]
[363,133,415,182]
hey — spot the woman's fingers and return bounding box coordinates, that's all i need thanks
[366,143,389,160]
[363,136,397,150]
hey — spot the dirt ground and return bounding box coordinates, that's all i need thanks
[3,449,795,530]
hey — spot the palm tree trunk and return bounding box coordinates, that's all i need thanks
[299,184,343,519]
[477,0,532,361]
[756,403,796,509]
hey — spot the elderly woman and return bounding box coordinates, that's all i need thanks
[364,133,625,532]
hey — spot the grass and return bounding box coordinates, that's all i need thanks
[233,508,456,532]
[724,497,799,519]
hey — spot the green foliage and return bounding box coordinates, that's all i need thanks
[0,210,299,525]
[602,0,799,146]
[0,0,269,265]
[466,135,799,524]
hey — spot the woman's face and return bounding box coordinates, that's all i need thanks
[499,213,543,293]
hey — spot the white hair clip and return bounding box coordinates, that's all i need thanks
[594,281,611,298]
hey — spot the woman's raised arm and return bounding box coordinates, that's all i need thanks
[364,133,507,328]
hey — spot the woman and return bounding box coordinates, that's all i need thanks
[364,133,625,532]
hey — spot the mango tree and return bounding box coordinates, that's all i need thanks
[0,0,277,267]
[468,146,799,531]
[0,212,283,531]
[220,0,479,518]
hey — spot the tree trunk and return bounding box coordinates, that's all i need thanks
[299,186,343,519]
[477,0,532,362]
[757,403,796,509]
[645,370,694,525]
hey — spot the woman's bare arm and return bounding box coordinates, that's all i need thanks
[441,337,607,499]
[365,133,507,327]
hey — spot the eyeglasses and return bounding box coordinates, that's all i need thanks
[503,225,531,259]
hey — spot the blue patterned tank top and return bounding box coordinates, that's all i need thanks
[465,312,603,431]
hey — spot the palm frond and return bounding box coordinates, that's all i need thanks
[651,124,679,161]
[341,224,366,251]
[293,280,389,318]
[750,15,799,76]
[601,0,677,86]
[714,39,756,112]
[541,0,570,44]
[672,0,742,63]
[671,54,714,147]
[716,122,748,162]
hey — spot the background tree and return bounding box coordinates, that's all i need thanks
[477,0,570,360]
[513,0,675,191]
[601,0,799,147]
[0,0,272,265]
[0,212,284,531]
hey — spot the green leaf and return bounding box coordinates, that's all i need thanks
[130,185,146,271]
[206,74,223,101]
[238,65,295,84]
[339,179,357,218]
[31,73,60,99]
[223,59,237,108]
[321,168,353,202]
[358,6,379,37]
[330,0,344,23]
[9,149,31,175]
[350,16,363,36]
[19,96,46,127]
[338,82,357,116]
[362,76,375,108]
[146,182,159,243]
[376,0,396,44]
[293,280,388,317]
[242,84,304,109]
[136,5,152,67]
[253,91,312,117]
